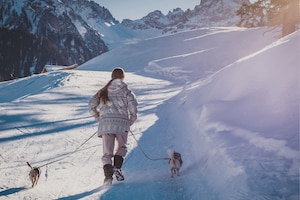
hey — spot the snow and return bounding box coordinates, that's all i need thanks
[73,20,88,36]
[0,27,299,200]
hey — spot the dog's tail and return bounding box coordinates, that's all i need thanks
[167,149,174,158]
[26,161,33,169]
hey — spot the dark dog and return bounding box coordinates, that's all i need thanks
[167,149,183,178]
[26,162,40,187]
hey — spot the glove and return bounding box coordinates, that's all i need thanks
[129,115,137,126]
[93,112,99,121]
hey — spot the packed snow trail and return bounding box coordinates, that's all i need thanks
[0,70,194,199]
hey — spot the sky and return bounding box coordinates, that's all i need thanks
[93,0,201,21]
[93,0,257,21]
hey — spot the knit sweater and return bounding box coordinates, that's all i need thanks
[89,79,138,136]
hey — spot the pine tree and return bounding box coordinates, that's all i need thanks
[237,0,299,37]
[236,0,267,27]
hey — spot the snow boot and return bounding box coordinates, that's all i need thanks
[113,168,124,181]
[113,155,124,181]
[104,178,112,186]
[103,164,113,185]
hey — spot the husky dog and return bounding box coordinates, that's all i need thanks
[167,149,183,178]
[26,162,41,187]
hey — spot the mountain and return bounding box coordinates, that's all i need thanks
[0,0,251,81]
[122,0,250,33]
[0,0,116,81]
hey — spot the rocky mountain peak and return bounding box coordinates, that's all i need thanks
[0,0,114,81]
[122,0,250,33]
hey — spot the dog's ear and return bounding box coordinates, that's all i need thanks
[35,168,41,176]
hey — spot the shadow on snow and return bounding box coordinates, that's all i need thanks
[0,187,27,196]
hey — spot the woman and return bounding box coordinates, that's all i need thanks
[89,67,138,185]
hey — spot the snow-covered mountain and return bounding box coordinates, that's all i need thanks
[0,26,298,199]
[0,0,252,81]
[122,0,250,33]
[0,0,124,81]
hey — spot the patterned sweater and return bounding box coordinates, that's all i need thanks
[89,79,138,136]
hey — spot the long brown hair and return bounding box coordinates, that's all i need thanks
[98,67,125,104]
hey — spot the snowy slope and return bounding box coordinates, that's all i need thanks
[0,27,299,200]
[79,27,279,84]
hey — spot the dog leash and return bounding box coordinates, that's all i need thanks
[129,130,169,161]
[30,130,98,168]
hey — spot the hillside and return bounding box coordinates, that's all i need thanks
[0,0,117,81]
[0,27,299,200]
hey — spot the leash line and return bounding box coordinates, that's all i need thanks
[129,130,169,161]
[34,130,98,168]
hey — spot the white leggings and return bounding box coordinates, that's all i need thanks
[101,133,128,166]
